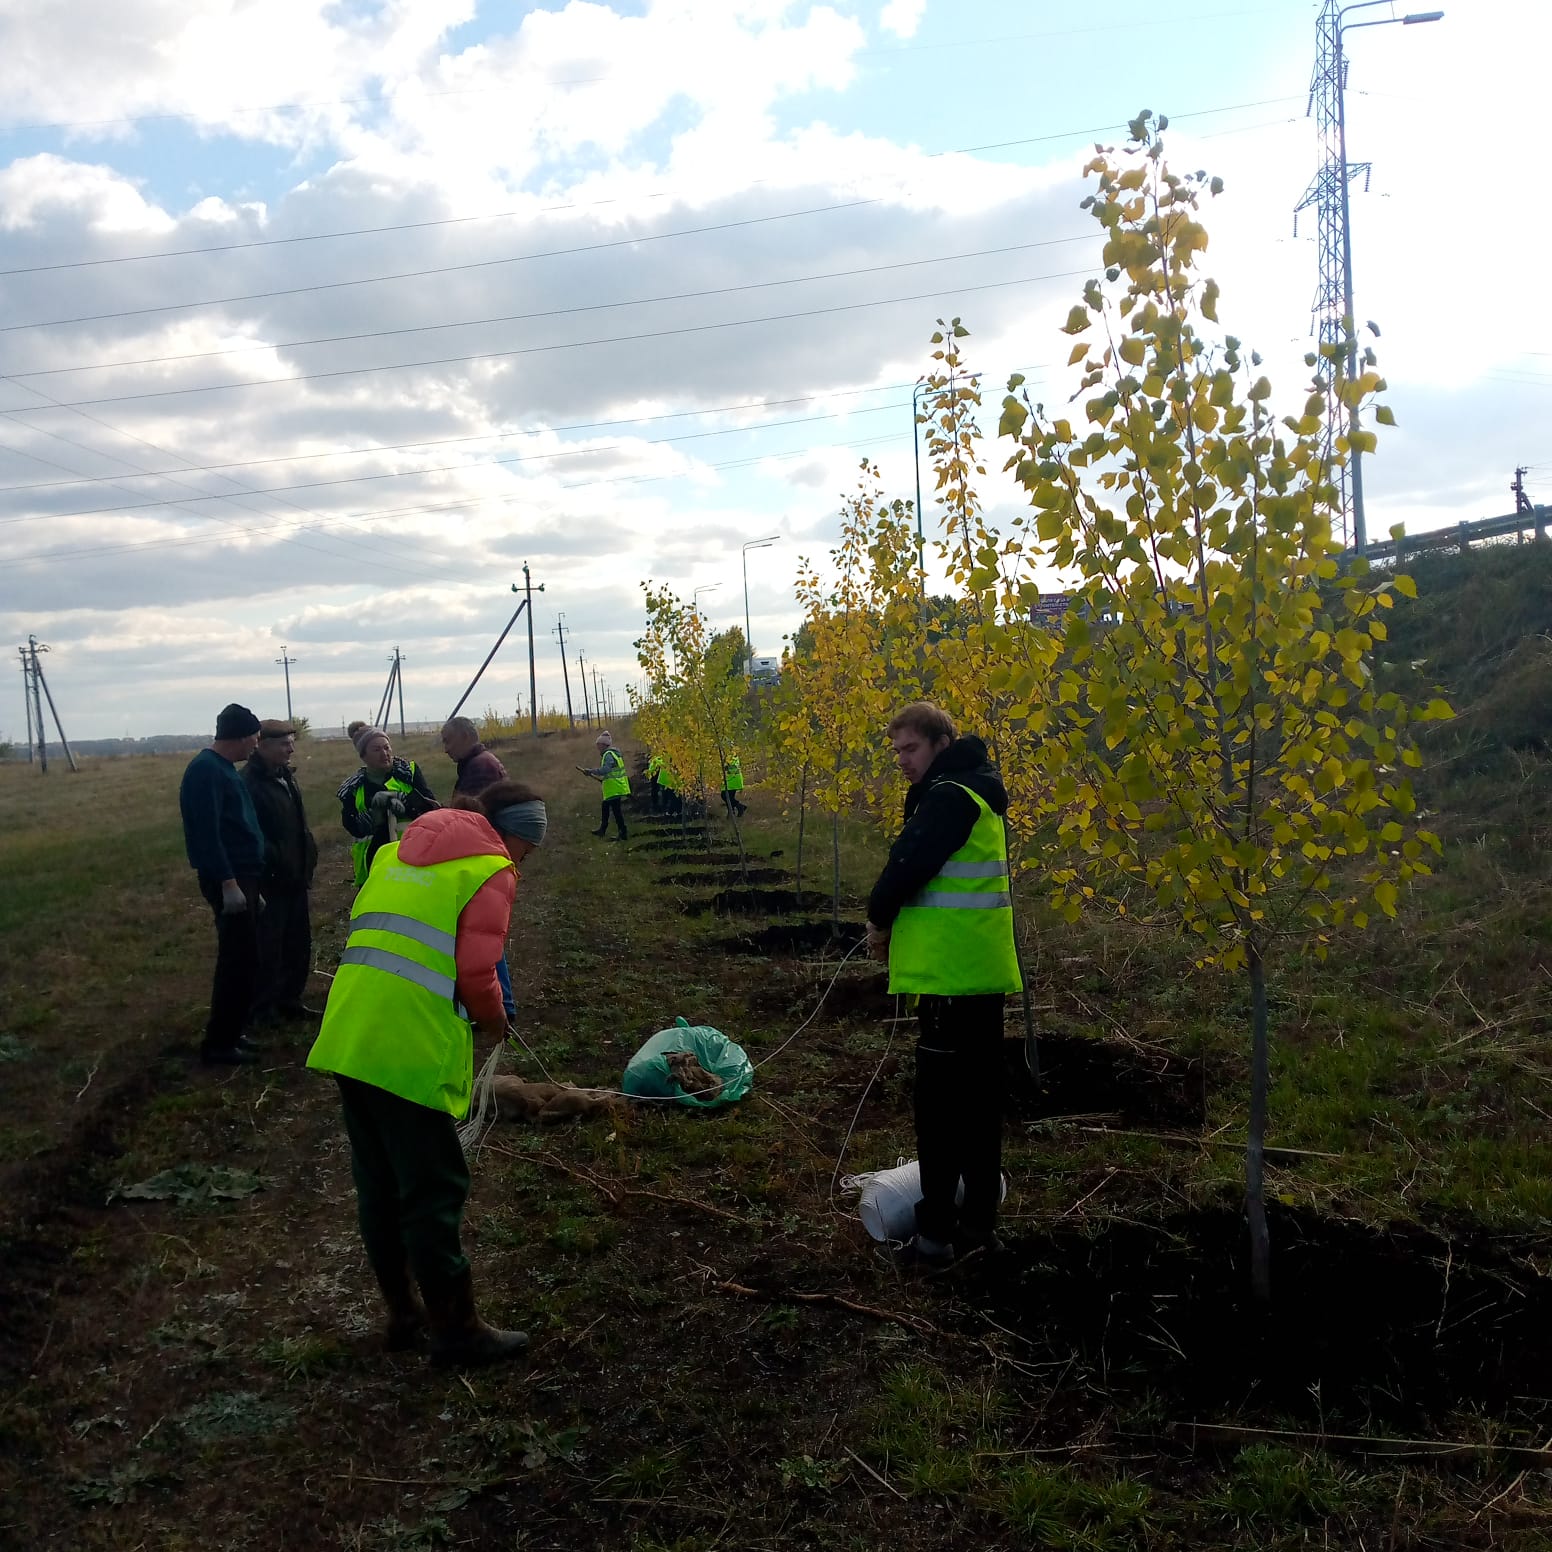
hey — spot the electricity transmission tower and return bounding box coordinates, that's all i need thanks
[1294,0,1443,555]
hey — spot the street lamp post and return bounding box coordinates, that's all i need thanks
[740,535,779,672]
[1329,2,1443,554]
[692,583,721,627]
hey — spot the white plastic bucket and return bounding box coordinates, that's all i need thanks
[845,1159,1007,1243]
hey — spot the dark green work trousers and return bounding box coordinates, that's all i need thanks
[336,1075,470,1288]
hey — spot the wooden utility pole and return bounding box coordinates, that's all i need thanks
[514,565,544,738]
[553,615,576,730]
[275,646,297,722]
[26,636,77,772]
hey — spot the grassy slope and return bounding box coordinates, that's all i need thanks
[1,549,1551,1548]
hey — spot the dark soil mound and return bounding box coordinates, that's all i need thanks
[634,835,711,852]
[681,888,815,917]
[716,921,868,956]
[659,869,787,887]
[1009,1033,1204,1129]
[982,1207,1552,1431]
[659,851,744,867]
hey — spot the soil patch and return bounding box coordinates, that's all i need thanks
[1008,1033,1204,1129]
[715,920,868,956]
[635,835,711,852]
[682,888,838,917]
[982,1207,1552,1431]
[658,850,745,867]
[659,869,787,887]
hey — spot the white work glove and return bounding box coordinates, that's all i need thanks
[368,790,395,815]
[220,880,247,916]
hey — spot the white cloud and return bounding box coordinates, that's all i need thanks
[878,0,926,41]
[1,0,1546,738]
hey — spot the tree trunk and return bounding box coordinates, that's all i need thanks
[831,809,841,938]
[729,798,749,884]
[795,764,808,901]
[1245,939,1271,1303]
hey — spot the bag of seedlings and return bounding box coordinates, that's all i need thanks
[622,1016,753,1109]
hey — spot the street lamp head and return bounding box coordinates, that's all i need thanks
[1402,10,1443,22]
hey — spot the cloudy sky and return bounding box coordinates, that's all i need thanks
[1,0,1546,740]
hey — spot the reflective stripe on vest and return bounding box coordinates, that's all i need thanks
[307,842,512,1118]
[886,783,1022,997]
[337,944,457,999]
[348,911,456,956]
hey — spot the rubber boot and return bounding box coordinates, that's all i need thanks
[371,1254,428,1352]
[423,1268,529,1369]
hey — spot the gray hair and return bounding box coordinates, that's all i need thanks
[442,715,480,739]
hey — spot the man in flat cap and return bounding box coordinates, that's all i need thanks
[179,703,266,1065]
[242,720,320,1026]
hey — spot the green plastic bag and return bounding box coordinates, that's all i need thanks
[622,1017,753,1109]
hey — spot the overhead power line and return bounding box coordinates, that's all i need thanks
[0,380,921,494]
[1,267,1089,412]
[9,402,908,522]
[11,235,1092,379]
[5,430,908,571]
[0,374,480,585]
[1,198,880,333]
[0,96,1301,285]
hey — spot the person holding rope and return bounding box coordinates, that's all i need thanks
[338,725,440,887]
[307,779,548,1367]
[864,701,1021,1271]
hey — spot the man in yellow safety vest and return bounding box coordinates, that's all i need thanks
[865,701,1021,1271]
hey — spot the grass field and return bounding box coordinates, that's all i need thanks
[3,678,1552,1549]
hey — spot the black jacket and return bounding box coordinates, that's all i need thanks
[242,754,319,891]
[867,735,1009,930]
[338,758,440,875]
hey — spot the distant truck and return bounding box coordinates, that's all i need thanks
[747,655,781,684]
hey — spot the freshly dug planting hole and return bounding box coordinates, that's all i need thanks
[819,971,893,1021]
[984,1207,1552,1430]
[659,851,744,867]
[659,869,787,887]
[715,921,867,956]
[635,835,711,852]
[1007,1033,1203,1129]
[681,888,811,917]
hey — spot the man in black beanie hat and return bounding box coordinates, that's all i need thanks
[179,703,266,1064]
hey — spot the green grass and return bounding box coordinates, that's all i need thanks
[9,699,1552,1549]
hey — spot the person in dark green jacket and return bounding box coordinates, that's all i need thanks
[242,720,319,1023]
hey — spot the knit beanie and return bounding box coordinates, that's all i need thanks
[352,724,388,756]
[215,703,261,739]
[490,799,548,846]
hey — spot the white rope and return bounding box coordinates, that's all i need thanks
[456,1036,508,1156]
[829,994,900,1203]
[752,935,867,1070]
[457,933,875,1157]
